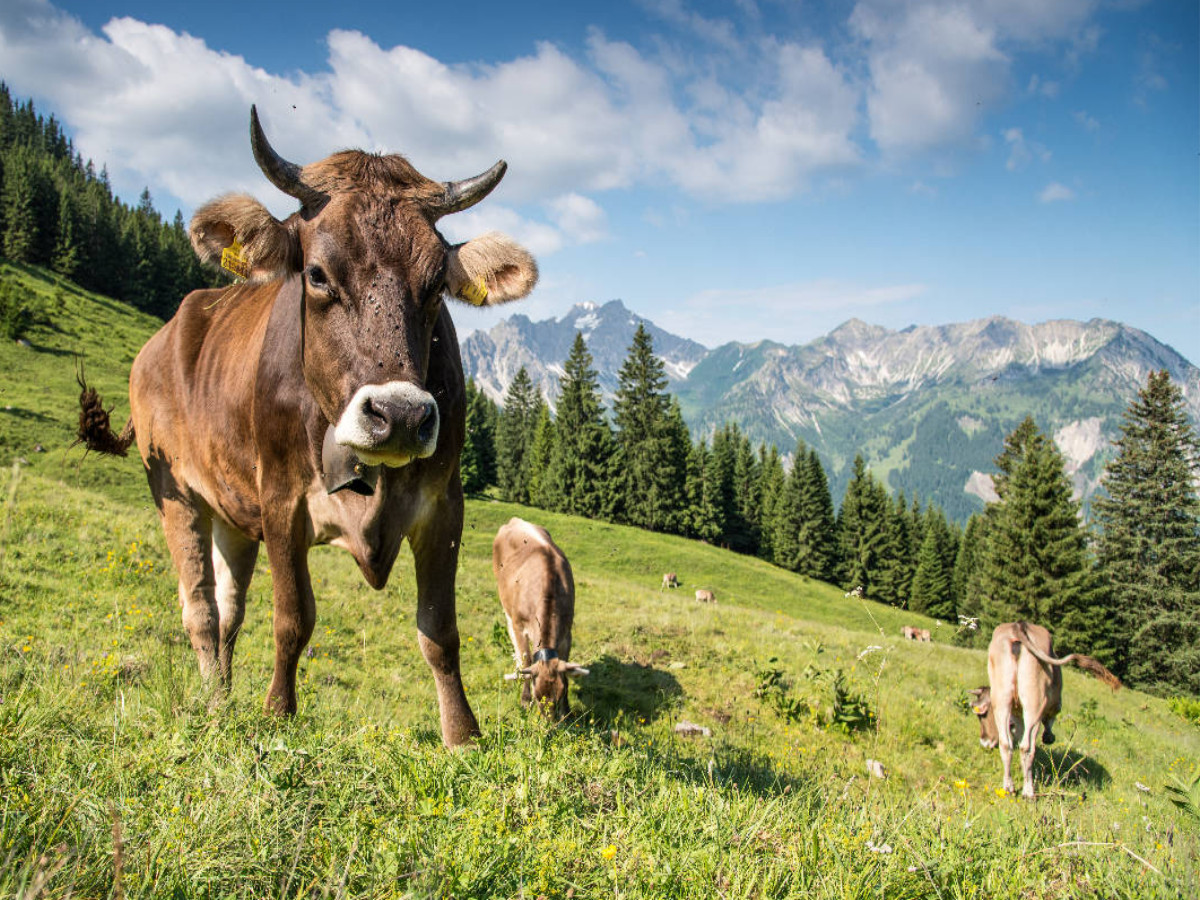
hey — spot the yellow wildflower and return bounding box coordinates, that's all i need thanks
[601,844,617,861]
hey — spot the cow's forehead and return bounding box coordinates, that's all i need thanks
[302,191,447,282]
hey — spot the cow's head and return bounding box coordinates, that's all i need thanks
[507,658,589,719]
[190,107,537,467]
[968,686,999,748]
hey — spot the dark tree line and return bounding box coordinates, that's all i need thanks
[463,324,969,615]
[0,86,220,318]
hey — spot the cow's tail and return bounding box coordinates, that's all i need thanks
[74,363,135,457]
[1014,622,1122,690]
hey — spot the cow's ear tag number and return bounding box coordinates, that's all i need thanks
[459,277,488,306]
[221,238,250,280]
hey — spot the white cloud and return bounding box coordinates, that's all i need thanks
[1003,127,1051,170]
[546,194,609,244]
[0,0,869,223]
[1038,182,1076,202]
[852,0,1107,155]
[1073,110,1100,132]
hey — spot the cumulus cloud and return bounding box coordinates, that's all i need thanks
[0,0,874,244]
[1038,182,1076,202]
[851,0,1106,155]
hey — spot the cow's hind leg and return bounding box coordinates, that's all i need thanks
[410,487,480,748]
[158,496,220,683]
[212,518,258,689]
[994,702,1018,795]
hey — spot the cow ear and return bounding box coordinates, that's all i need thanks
[564,663,590,678]
[190,194,299,281]
[446,232,538,306]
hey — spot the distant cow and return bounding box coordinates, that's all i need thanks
[695,588,716,603]
[917,628,931,642]
[969,621,1120,799]
[902,626,932,642]
[661,572,679,591]
[76,107,537,747]
[493,517,588,718]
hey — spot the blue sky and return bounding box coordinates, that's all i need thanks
[2,0,1196,361]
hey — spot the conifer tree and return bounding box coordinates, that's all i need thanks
[1093,370,1200,693]
[911,519,953,618]
[757,445,785,562]
[460,379,497,494]
[496,366,540,503]
[975,417,1106,657]
[683,438,722,542]
[546,333,614,518]
[874,492,913,608]
[526,400,556,508]
[613,324,679,531]
[953,513,984,634]
[797,447,839,581]
[837,455,890,598]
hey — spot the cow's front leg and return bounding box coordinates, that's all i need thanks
[261,505,315,715]
[409,488,479,747]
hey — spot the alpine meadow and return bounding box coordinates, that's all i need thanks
[1,90,1200,900]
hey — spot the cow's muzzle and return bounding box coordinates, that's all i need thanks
[333,382,439,466]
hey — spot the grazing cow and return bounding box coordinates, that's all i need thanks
[493,517,587,717]
[968,621,1120,798]
[695,588,716,603]
[901,625,918,640]
[76,107,537,747]
[917,628,931,642]
[661,572,678,591]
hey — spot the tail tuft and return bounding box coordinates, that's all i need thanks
[1073,654,1122,691]
[74,361,135,457]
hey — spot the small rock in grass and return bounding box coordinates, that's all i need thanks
[866,758,887,779]
[675,720,711,738]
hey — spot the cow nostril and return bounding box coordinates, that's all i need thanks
[417,401,437,444]
[364,397,388,425]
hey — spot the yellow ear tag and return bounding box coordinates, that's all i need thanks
[971,706,983,714]
[459,277,489,306]
[220,238,250,280]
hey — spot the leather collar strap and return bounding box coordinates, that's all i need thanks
[532,647,558,664]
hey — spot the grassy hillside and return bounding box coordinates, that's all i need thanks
[1,264,1197,899]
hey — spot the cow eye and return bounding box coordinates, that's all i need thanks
[306,265,330,290]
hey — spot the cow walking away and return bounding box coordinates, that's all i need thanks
[969,621,1120,799]
[661,572,678,591]
[493,517,588,718]
[76,107,537,747]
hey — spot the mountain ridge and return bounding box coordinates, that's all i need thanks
[460,300,1198,520]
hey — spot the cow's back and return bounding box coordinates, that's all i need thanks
[493,518,574,621]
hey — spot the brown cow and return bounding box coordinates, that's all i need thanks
[901,625,918,640]
[695,588,716,603]
[493,517,587,717]
[661,572,678,591]
[77,107,537,747]
[968,621,1120,798]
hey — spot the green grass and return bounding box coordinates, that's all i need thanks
[1,263,1198,899]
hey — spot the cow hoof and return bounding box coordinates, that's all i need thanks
[1042,730,1056,745]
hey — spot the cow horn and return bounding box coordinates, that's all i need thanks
[249,106,328,210]
[432,160,507,218]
